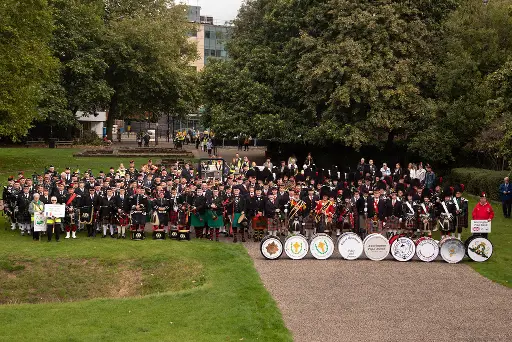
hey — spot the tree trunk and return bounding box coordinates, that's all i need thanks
[107,92,118,141]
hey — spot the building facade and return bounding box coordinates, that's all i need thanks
[188,5,232,71]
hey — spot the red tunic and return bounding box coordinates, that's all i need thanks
[472,202,494,220]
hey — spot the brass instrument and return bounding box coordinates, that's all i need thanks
[314,200,332,224]
[288,199,306,221]
[372,214,379,230]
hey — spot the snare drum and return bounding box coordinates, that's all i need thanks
[415,237,439,262]
[465,236,493,262]
[178,230,191,241]
[284,234,309,260]
[131,230,145,240]
[439,237,465,263]
[169,228,179,240]
[363,233,390,261]
[310,233,335,260]
[337,232,363,260]
[152,230,166,240]
[260,235,284,260]
[391,236,416,261]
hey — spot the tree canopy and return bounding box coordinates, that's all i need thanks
[201,0,512,167]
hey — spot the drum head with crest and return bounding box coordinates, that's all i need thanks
[337,232,363,260]
[466,236,493,262]
[310,233,335,260]
[391,236,416,261]
[415,237,439,262]
[389,233,406,245]
[260,236,283,260]
[439,237,465,263]
[363,233,390,261]
[284,234,309,260]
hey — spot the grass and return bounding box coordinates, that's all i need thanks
[0,148,292,341]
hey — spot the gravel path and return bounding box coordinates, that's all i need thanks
[245,242,512,342]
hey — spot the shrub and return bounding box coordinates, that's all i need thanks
[78,130,103,145]
[450,168,510,201]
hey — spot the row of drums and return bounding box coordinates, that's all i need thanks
[260,232,493,263]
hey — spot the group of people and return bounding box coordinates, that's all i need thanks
[1,154,496,243]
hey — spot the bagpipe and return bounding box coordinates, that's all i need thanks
[314,200,334,224]
[288,199,306,221]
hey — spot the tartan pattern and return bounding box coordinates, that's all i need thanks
[117,213,130,226]
[387,216,400,230]
[267,217,280,231]
[169,210,179,225]
[303,216,316,230]
[455,214,468,229]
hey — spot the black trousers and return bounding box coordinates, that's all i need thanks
[86,224,95,237]
[502,199,511,217]
[47,223,61,241]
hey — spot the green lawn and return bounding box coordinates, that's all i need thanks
[0,148,292,341]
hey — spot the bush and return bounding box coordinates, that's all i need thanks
[78,130,103,145]
[449,168,511,201]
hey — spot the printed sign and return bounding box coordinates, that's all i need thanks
[471,220,491,234]
[44,204,66,218]
[33,212,47,232]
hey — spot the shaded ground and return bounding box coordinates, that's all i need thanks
[245,242,512,342]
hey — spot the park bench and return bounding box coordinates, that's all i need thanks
[25,140,44,147]
[55,141,73,148]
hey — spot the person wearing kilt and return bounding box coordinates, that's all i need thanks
[249,188,266,241]
[356,189,373,239]
[418,192,435,238]
[152,191,170,233]
[386,191,403,238]
[206,188,224,241]
[228,187,247,242]
[178,186,194,229]
[99,188,116,238]
[370,190,387,235]
[338,192,355,233]
[287,190,306,235]
[80,188,97,237]
[402,192,418,237]
[436,190,456,239]
[129,187,148,233]
[16,185,32,235]
[453,184,468,240]
[64,185,80,239]
[314,187,335,234]
[114,187,129,239]
[265,193,280,237]
[168,188,180,228]
[190,188,207,238]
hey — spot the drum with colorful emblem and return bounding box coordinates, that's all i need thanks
[465,236,493,262]
[439,237,465,263]
[363,233,390,261]
[260,235,284,260]
[310,233,335,260]
[391,236,416,262]
[284,234,309,260]
[337,232,363,260]
[415,237,439,262]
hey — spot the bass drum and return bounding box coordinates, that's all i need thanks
[310,233,335,260]
[439,237,465,263]
[260,235,284,260]
[284,234,309,260]
[415,237,439,262]
[391,236,416,262]
[337,232,363,260]
[388,233,406,246]
[465,236,493,262]
[363,233,390,261]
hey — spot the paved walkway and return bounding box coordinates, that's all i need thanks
[245,243,512,342]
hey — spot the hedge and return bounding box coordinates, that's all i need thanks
[449,168,511,202]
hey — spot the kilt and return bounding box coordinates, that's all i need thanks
[404,216,417,230]
[169,210,179,225]
[366,218,381,231]
[101,215,112,224]
[455,214,468,229]
[231,213,242,228]
[303,216,315,230]
[252,216,268,231]
[190,212,205,227]
[117,213,130,226]
[157,212,169,226]
[267,217,280,231]
[131,212,146,225]
[64,211,78,225]
[17,211,30,224]
[387,216,400,230]
[207,210,224,228]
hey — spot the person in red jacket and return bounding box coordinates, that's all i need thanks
[471,192,494,238]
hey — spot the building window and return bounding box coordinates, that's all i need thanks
[215,50,222,57]
[210,49,216,56]
[205,31,210,39]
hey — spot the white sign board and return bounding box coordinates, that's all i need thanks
[471,220,491,234]
[33,212,47,232]
[44,204,66,218]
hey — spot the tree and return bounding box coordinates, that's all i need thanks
[0,0,57,140]
[102,0,199,139]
